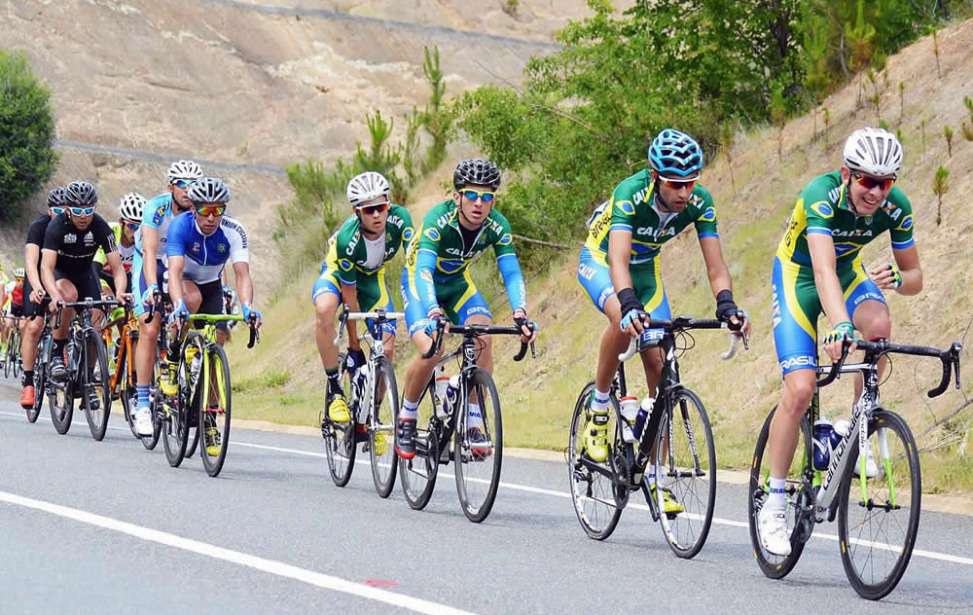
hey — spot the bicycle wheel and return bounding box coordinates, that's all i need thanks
[48,342,74,435]
[369,357,399,498]
[454,368,503,523]
[161,351,189,468]
[199,343,232,477]
[567,382,623,540]
[652,387,716,558]
[399,381,440,511]
[3,342,12,379]
[11,332,21,379]
[27,342,45,423]
[322,352,357,486]
[82,332,111,441]
[748,406,814,579]
[837,409,921,600]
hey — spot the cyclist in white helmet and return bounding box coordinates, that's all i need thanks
[757,127,922,556]
[312,171,413,437]
[131,160,203,437]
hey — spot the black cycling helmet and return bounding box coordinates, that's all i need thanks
[64,180,98,207]
[453,158,501,190]
[47,186,67,208]
[186,177,231,205]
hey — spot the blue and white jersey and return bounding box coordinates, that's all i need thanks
[135,193,180,261]
[165,212,249,284]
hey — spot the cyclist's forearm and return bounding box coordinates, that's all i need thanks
[414,250,440,315]
[607,231,634,295]
[24,244,42,292]
[813,268,851,326]
[40,252,61,303]
[167,262,185,306]
[896,266,923,296]
[496,253,527,313]
[699,237,732,296]
[340,283,361,351]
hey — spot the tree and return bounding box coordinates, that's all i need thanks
[932,165,949,226]
[0,50,57,220]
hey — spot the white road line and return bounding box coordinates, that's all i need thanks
[4,410,972,566]
[0,490,475,615]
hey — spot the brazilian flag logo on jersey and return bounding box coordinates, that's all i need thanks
[896,215,914,231]
[498,233,513,246]
[403,228,415,242]
[699,207,717,223]
[425,228,440,242]
[616,200,636,216]
[809,201,834,219]
[339,259,353,272]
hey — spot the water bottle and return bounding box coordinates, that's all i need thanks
[812,419,835,470]
[633,396,654,440]
[619,396,639,443]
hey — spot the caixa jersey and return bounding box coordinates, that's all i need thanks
[165,212,249,283]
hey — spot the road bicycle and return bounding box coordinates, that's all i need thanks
[161,312,258,477]
[3,317,24,380]
[568,316,745,558]
[748,337,962,599]
[322,307,401,497]
[47,299,117,440]
[399,322,534,523]
[25,310,52,424]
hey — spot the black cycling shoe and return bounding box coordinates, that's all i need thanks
[395,417,417,460]
[85,389,100,411]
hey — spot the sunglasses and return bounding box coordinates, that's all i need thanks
[852,172,895,191]
[195,205,226,217]
[658,176,697,191]
[50,206,65,215]
[171,179,195,190]
[357,202,389,216]
[68,206,95,216]
[461,189,496,204]
[125,222,141,231]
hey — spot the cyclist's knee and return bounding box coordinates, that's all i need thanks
[855,310,891,340]
[780,371,816,416]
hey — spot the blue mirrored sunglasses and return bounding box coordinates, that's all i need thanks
[50,206,66,215]
[68,206,95,216]
[171,179,195,190]
[461,189,495,204]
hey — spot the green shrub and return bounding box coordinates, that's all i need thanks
[0,50,57,220]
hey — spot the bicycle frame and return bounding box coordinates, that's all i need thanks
[182,313,256,409]
[333,308,403,426]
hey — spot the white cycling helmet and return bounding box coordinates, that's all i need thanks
[119,192,146,222]
[167,159,204,184]
[346,171,390,208]
[843,127,902,177]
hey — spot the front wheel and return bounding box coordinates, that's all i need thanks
[653,388,716,559]
[454,368,503,523]
[748,407,813,579]
[199,343,232,477]
[27,340,46,424]
[567,382,623,540]
[82,332,111,441]
[837,409,921,600]
[369,358,399,498]
[162,350,189,468]
[322,353,356,487]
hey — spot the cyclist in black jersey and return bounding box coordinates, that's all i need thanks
[40,181,128,379]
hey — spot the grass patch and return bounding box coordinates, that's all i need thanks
[233,369,291,393]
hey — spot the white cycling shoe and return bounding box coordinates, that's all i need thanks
[853,440,881,479]
[758,505,792,557]
[133,406,154,436]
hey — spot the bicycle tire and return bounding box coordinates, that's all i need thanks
[26,336,46,424]
[186,426,200,457]
[121,346,139,439]
[199,343,232,477]
[3,342,12,379]
[399,381,440,511]
[454,368,503,523]
[11,332,21,379]
[567,382,623,540]
[162,348,189,467]
[323,352,357,487]
[837,409,921,600]
[748,406,813,579]
[652,387,716,559]
[48,341,74,435]
[369,357,399,498]
[82,331,111,441]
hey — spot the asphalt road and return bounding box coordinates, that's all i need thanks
[1,380,971,615]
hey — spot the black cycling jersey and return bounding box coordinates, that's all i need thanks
[26,214,51,248]
[42,213,116,275]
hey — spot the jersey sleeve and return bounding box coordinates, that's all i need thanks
[26,218,47,247]
[393,205,415,252]
[887,190,915,251]
[608,183,637,234]
[42,216,64,252]
[142,195,166,230]
[223,218,250,264]
[692,188,719,239]
[331,224,357,286]
[800,177,838,237]
[489,211,526,311]
[165,215,189,258]
[413,209,444,315]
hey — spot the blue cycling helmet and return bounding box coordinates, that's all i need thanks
[648,129,703,179]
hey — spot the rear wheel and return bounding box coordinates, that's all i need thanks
[49,341,74,435]
[748,407,813,579]
[26,338,46,424]
[323,352,356,487]
[162,350,189,467]
[454,368,503,523]
[199,344,232,477]
[82,332,111,441]
[399,381,440,511]
[838,409,921,600]
[567,382,623,540]
[369,358,399,498]
[652,388,716,559]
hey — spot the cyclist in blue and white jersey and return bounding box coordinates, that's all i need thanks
[131,160,204,436]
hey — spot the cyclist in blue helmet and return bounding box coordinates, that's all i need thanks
[576,128,750,512]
